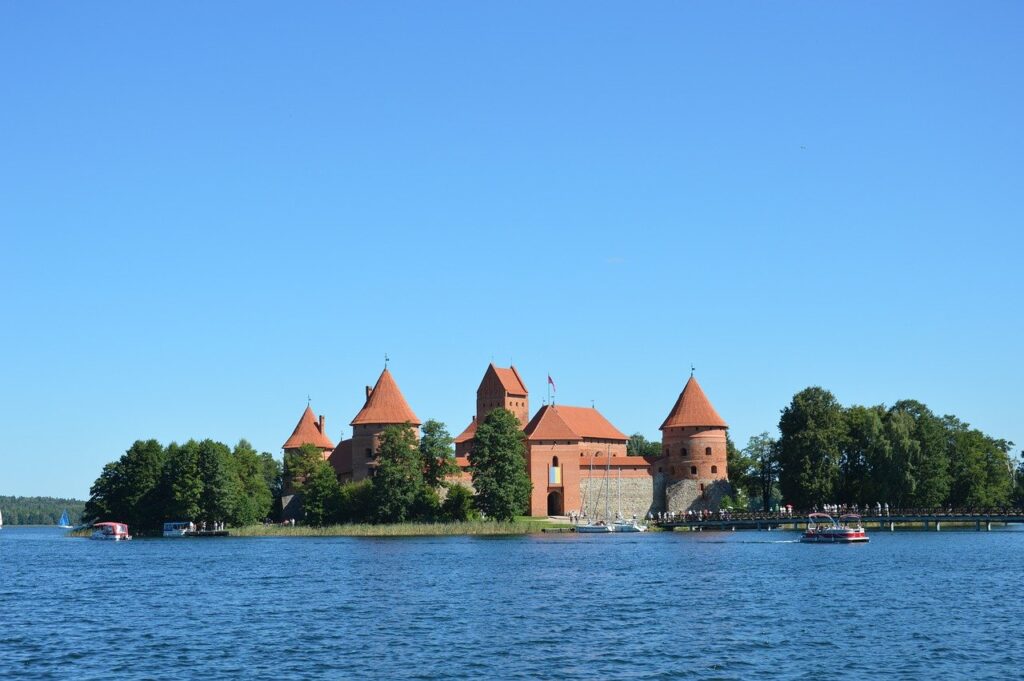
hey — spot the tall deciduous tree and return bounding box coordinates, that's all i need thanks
[890,400,950,507]
[371,423,424,523]
[469,408,531,521]
[726,434,758,504]
[230,439,274,525]
[303,460,343,526]
[627,433,663,458]
[777,387,846,509]
[420,419,458,489]
[284,443,326,493]
[742,432,779,511]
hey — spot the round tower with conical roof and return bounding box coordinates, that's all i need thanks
[659,375,730,512]
[348,367,421,481]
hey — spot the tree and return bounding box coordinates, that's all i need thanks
[627,433,663,458]
[283,444,326,493]
[742,433,779,511]
[371,423,424,523]
[777,387,846,509]
[230,439,274,525]
[420,419,458,489]
[890,400,950,507]
[84,439,167,534]
[259,452,283,500]
[338,480,374,523]
[468,408,531,521]
[161,441,204,522]
[726,434,758,505]
[843,405,890,506]
[195,439,239,525]
[303,460,343,526]
[441,484,478,521]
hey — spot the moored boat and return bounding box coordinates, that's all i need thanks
[612,517,647,533]
[575,520,613,533]
[57,509,73,529]
[91,522,132,541]
[801,513,869,543]
[163,521,195,538]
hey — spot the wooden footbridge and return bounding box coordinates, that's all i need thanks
[654,508,1024,532]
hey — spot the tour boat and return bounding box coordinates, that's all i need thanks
[800,513,869,543]
[163,521,194,538]
[91,522,132,541]
[57,509,73,529]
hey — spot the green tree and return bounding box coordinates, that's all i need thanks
[283,443,326,493]
[440,484,478,521]
[742,432,779,511]
[420,419,458,489]
[777,387,846,509]
[371,423,424,523]
[338,480,374,523]
[726,433,758,504]
[259,452,283,500]
[468,408,531,521]
[195,439,239,525]
[627,433,663,458]
[84,439,167,534]
[843,405,890,506]
[230,439,274,525]
[161,441,204,522]
[889,400,950,507]
[303,460,343,526]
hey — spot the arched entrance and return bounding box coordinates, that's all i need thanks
[547,490,563,516]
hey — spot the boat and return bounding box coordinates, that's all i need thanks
[0,507,3,530]
[611,469,647,532]
[800,513,869,543]
[91,522,132,541]
[57,509,73,529]
[163,521,195,538]
[575,444,615,533]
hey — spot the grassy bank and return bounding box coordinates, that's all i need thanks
[232,517,567,537]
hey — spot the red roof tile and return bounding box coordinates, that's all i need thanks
[660,376,728,429]
[524,405,627,442]
[454,417,477,444]
[492,364,528,396]
[282,405,335,450]
[329,439,353,477]
[350,368,421,426]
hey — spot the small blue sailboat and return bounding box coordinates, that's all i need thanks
[57,509,73,529]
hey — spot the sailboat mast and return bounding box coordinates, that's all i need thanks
[605,444,611,522]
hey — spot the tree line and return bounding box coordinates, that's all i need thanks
[83,439,281,535]
[727,387,1022,511]
[292,411,532,526]
[0,496,86,525]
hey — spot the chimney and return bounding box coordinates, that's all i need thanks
[319,415,325,434]
[365,386,373,399]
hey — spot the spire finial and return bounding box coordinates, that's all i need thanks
[690,363,695,377]
[384,353,389,369]
[307,394,311,406]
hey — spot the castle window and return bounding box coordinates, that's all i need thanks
[681,447,688,458]
[552,456,559,467]
[658,467,663,473]
[711,465,718,475]
[670,466,675,475]
[365,448,373,459]
[690,466,697,475]
[705,447,712,456]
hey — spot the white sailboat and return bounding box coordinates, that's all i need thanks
[611,468,647,532]
[57,509,73,529]
[576,445,613,533]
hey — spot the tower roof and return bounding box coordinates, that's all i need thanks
[524,405,627,442]
[453,417,478,444]
[660,376,728,430]
[282,405,335,450]
[480,363,528,396]
[350,368,421,426]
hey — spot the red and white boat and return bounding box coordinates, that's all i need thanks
[800,513,869,543]
[91,522,132,541]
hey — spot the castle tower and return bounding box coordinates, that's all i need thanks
[659,375,729,511]
[282,405,335,459]
[454,364,529,458]
[348,368,421,481]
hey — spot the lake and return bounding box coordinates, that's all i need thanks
[2,525,1022,679]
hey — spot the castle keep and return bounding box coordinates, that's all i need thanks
[283,364,731,518]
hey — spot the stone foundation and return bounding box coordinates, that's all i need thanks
[664,478,732,514]
[578,475,656,520]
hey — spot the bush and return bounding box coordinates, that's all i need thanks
[441,484,478,522]
[410,486,441,522]
[338,480,374,524]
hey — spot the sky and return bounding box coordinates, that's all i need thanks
[1,2,1021,499]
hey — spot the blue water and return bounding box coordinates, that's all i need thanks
[2,526,1023,680]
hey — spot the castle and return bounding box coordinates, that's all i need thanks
[282,364,731,518]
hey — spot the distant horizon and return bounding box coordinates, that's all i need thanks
[2,2,1021,498]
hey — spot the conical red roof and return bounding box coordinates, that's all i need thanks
[660,376,728,429]
[350,368,421,426]
[282,405,335,450]
[524,405,627,442]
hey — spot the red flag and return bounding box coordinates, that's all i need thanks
[547,374,556,392]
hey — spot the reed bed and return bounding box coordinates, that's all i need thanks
[230,519,563,537]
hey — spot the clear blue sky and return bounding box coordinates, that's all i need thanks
[2,3,1021,499]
